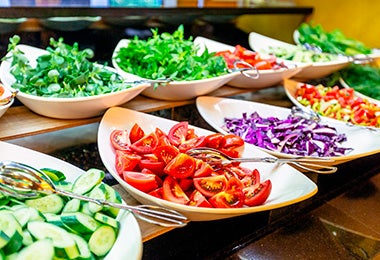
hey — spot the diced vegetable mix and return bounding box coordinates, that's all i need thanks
[296,83,380,127]
[4,35,133,98]
[0,168,121,259]
[338,64,380,100]
[296,22,372,55]
[113,25,229,82]
[266,45,339,63]
[223,112,353,157]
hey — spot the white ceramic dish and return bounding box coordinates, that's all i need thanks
[196,95,380,165]
[249,32,352,80]
[0,18,27,33]
[112,39,237,101]
[0,86,14,118]
[0,141,143,260]
[97,106,318,221]
[293,30,380,65]
[339,77,380,106]
[194,36,307,89]
[40,16,101,31]
[0,44,149,119]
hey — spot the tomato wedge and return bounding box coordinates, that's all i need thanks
[164,153,196,179]
[123,171,162,193]
[243,179,272,207]
[168,122,188,146]
[189,190,212,208]
[154,145,179,164]
[178,136,206,153]
[162,176,190,205]
[110,129,130,151]
[209,188,245,208]
[204,133,224,149]
[115,150,141,175]
[138,159,165,176]
[193,175,228,197]
[129,123,145,144]
[130,132,158,154]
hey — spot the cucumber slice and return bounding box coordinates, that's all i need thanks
[60,212,100,234]
[13,206,45,227]
[15,239,54,260]
[55,181,73,192]
[21,230,34,247]
[102,184,122,218]
[94,212,120,229]
[25,194,64,214]
[27,221,80,259]
[0,212,23,254]
[40,168,66,182]
[69,233,93,260]
[87,183,107,214]
[62,199,81,213]
[72,169,105,195]
[88,225,116,257]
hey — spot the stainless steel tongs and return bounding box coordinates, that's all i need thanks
[0,160,188,228]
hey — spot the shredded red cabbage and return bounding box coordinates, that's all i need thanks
[223,112,353,157]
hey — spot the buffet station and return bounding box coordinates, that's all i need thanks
[1,3,380,259]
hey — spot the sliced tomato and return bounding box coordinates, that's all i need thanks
[130,132,158,154]
[164,153,196,179]
[155,127,167,139]
[122,171,162,193]
[178,178,194,192]
[168,122,188,146]
[154,145,179,164]
[243,179,272,207]
[138,159,165,176]
[186,128,198,140]
[188,190,213,208]
[194,159,214,178]
[115,150,141,175]
[129,123,145,144]
[193,175,228,198]
[110,129,130,151]
[240,168,261,187]
[204,133,224,149]
[209,188,245,208]
[162,176,190,205]
[148,187,163,199]
[178,136,206,153]
[220,134,244,150]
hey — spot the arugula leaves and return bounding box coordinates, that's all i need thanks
[4,35,132,98]
[114,25,229,82]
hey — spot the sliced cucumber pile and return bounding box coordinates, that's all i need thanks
[0,168,123,259]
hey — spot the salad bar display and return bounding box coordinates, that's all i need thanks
[1,16,380,260]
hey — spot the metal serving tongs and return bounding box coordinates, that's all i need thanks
[186,147,337,174]
[122,78,173,86]
[0,161,188,228]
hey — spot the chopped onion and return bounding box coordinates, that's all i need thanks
[223,112,353,157]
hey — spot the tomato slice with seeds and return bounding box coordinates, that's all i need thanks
[110,129,130,151]
[178,136,207,153]
[129,123,145,144]
[209,188,245,208]
[162,176,190,205]
[154,145,179,164]
[164,153,196,179]
[243,179,272,207]
[168,122,188,146]
[193,175,228,198]
[115,150,141,175]
[123,171,162,193]
[130,132,158,154]
[189,190,213,208]
[194,160,214,178]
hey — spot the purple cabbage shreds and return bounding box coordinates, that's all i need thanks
[223,112,353,157]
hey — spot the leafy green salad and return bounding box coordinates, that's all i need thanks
[4,35,133,98]
[113,25,229,82]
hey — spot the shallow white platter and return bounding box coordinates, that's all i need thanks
[98,106,318,221]
[196,95,380,165]
[0,44,148,119]
[0,141,143,260]
[112,39,237,101]
[0,85,14,118]
[194,36,307,89]
[249,32,352,80]
[339,77,380,106]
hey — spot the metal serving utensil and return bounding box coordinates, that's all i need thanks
[0,160,188,228]
[186,147,337,174]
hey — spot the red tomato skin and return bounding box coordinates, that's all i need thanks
[205,133,224,149]
[110,129,130,151]
[193,175,228,198]
[168,122,188,146]
[122,171,162,193]
[129,123,145,144]
[115,150,141,175]
[148,187,163,199]
[189,190,213,208]
[130,132,158,154]
[164,153,196,179]
[154,145,179,164]
[178,136,207,153]
[243,179,272,207]
[209,188,245,208]
[162,176,190,205]
[138,159,166,177]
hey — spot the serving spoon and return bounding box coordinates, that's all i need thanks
[0,160,188,228]
[186,147,337,174]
